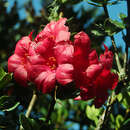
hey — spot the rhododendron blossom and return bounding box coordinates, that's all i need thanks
[28,40,74,93]
[8,18,118,108]
[8,33,33,86]
[35,18,70,43]
[73,32,118,107]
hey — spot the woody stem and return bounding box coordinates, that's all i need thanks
[25,90,37,118]
[103,4,122,73]
[19,90,37,130]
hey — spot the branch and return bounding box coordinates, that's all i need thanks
[103,4,122,73]
[19,90,37,130]
[95,92,116,130]
[95,3,125,130]
[25,90,37,118]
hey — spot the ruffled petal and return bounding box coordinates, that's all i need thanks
[35,18,70,43]
[56,64,74,85]
[29,55,46,65]
[54,43,74,64]
[8,54,22,73]
[35,38,54,55]
[88,50,99,65]
[14,65,28,86]
[28,65,50,81]
[42,71,56,93]
[15,36,31,57]
[100,44,113,69]
[35,71,49,90]
[55,30,70,43]
[86,64,103,80]
[74,31,90,55]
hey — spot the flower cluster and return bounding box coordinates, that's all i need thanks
[8,18,118,107]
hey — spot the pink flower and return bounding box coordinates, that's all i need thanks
[100,44,113,69]
[35,18,70,43]
[73,32,118,107]
[28,40,74,93]
[8,33,33,86]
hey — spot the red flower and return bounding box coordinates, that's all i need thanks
[8,33,33,86]
[73,32,118,107]
[28,40,74,93]
[27,18,74,93]
[35,18,70,43]
[100,44,113,69]
[8,18,118,107]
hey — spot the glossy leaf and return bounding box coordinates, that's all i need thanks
[0,73,12,90]
[86,105,102,125]
[104,18,125,36]
[0,67,6,80]
[19,114,40,130]
[116,115,124,128]
[19,114,32,130]
[91,30,105,36]
[117,93,123,102]
[0,96,19,111]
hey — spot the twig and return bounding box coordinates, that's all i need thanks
[111,37,122,72]
[95,4,123,130]
[95,92,116,130]
[25,90,37,118]
[19,90,37,130]
[103,4,122,72]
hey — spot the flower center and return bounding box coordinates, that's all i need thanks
[46,56,57,70]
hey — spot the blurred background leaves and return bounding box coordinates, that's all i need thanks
[0,0,129,130]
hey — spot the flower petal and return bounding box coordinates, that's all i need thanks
[100,44,113,69]
[42,71,56,93]
[14,66,28,86]
[86,64,103,80]
[74,31,90,53]
[54,43,74,64]
[15,36,31,57]
[56,64,74,85]
[28,65,50,81]
[88,50,99,65]
[8,54,22,73]
[35,38,54,56]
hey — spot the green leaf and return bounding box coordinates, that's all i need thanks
[122,118,130,126]
[120,118,130,130]
[110,114,115,123]
[119,13,127,21]
[91,30,105,36]
[3,102,20,112]
[60,0,68,3]
[0,67,6,80]
[122,98,129,109]
[20,114,40,130]
[0,73,12,90]
[115,115,124,128]
[117,93,123,102]
[86,105,101,125]
[104,18,125,36]
[0,96,19,111]
[19,114,32,130]
[121,91,130,109]
[86,1,102,7]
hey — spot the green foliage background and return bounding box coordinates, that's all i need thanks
[0,0,129,130]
